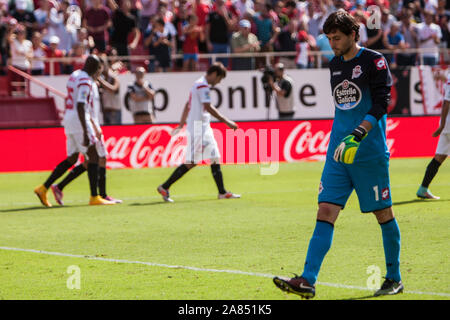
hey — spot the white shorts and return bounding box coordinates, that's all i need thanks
[185,127,220,164]
[66,132,99,158]
[436,132,450,155]
[66,132,88,157]
[96,136,108,158]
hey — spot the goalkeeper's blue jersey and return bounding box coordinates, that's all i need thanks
[328,47,392,163]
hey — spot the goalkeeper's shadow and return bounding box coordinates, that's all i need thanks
[393,198,450,206]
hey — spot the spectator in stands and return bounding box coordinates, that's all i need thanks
[416,9,442,65]
[140,0,159,32]
[0,9,15,75]
[396,7,418,67]
[56,0,78,55]
[275,19,298,69]
[315,28,334,68]
[33,0,51,36]
[381,7,397,33]
[83,0,111,53]
[144,17,173,72]
[108,47,128,73]
[12,0,37,39]
[231,18,260,70]
[273,1,289,29]
[205,0,238,68]
[67,42,87,72]
[108,0,140,63]
[295,21,316,69]
[436,0,450,63]
[306,0,328,39]
[98,55,121,125]
[353,10,368,46]
[76,27,95,55]
[172,1,189,70]
[8,23,32,93]
[8,23,32,72]
[234,0,254,20]
[283,0,299,21]
[366,8,386,51]
[252,1,280,69]
[44,35,63,75]
[125,66,155,124]
[384,21,406,68]
[182,14,204,71]
[31,31,45,75]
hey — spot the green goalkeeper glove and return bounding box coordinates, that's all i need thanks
[333,126,367,164]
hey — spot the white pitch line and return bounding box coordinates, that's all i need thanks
[0,246,449,298]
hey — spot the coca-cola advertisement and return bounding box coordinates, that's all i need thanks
[0,116,440,172]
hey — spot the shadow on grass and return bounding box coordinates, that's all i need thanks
[393,198,450,206]
[0,205,68,213]
[128,198,217,206]
[338,294,379,300]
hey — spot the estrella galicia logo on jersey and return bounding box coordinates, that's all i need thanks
[333,80,362,110]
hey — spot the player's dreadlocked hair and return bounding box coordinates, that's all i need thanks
[207,62,227,78]
[323,9,360,42]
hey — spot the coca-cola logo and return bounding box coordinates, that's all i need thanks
[283,122,330,162]
[104,126,186,168]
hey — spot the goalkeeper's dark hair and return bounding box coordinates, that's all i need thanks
[207,62,227,78]
[323,9,360,42]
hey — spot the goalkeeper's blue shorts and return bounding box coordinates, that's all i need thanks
[318,156,392,213]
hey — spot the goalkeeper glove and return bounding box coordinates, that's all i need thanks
[333,126,367,164]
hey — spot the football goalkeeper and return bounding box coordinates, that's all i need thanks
[273,10,402,298]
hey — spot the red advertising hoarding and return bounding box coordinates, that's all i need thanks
[0,116,440,172]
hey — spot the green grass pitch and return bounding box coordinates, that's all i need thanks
[0,158,448,300]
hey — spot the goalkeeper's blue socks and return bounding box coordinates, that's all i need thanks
[301,220,334,285]
[380,218,401,282]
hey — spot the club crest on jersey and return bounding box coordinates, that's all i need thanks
[352,65,362,79]
[333,80,362,110]
[374,57,386,70]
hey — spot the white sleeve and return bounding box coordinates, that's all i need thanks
[76,83,91,105]
[198,86,211,104]
[445,80,450,102]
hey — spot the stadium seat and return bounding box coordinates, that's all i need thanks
[0,97,61,128]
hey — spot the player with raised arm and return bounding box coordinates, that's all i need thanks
[273,10,403,298]
[157,62,241,202]
[34,55,114,206]
[416,72,449,199]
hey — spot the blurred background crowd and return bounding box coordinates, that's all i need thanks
[1,0,449,75]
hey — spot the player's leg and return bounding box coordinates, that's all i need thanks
[94,137,122,203]
[417,133,449,199]
[373,207,403,296]
[350,158,403,296]
[273,160,352,299]
[98,156,122,203]
[211,161,240,199]
[51,162,87,206]
[86,146,114,205]
[34,135,80,207]
[157,163,196,203]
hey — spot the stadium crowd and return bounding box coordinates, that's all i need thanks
[0,0,449,75]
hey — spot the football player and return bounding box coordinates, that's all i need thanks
[273,10,403,298]
[157,62,240,202]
